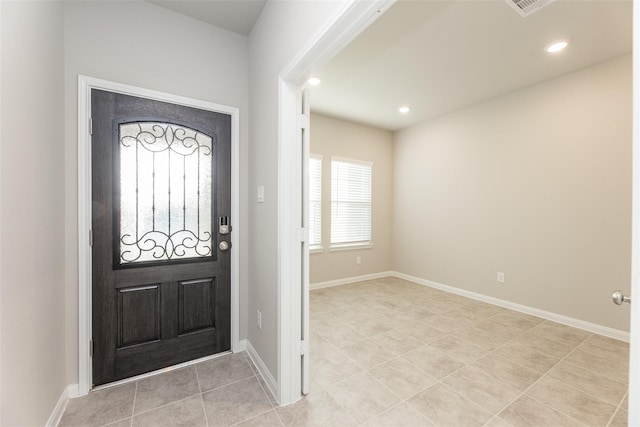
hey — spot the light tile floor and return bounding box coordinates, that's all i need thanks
[59,276,630,426]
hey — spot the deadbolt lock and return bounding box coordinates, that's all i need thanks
[219,216,231,235]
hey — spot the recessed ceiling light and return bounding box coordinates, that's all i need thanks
[545,40,569,53]
[398,106,411,114]
[308,77,321,86]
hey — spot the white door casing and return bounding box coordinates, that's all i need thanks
[276,0,396,405]
[300,87,311,395]
[627,0,639,424]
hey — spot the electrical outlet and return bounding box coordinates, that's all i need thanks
[497,272,505,283]
[257,310,262,330]
[356,256,361,265]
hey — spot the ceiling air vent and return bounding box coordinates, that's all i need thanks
[506,0,556,17]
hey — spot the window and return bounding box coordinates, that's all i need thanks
[331,157,372,248]
[308,155,322,248]
[118,122,213,266]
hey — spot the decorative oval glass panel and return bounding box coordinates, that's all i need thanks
[118,122,214,266]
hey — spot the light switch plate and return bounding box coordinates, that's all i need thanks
[257,185,264,203]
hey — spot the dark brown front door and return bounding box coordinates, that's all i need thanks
[91,89,231,386]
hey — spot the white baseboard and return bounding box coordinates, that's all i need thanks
[392,271,630,343]
[46,384,77,427]
[245,340,279,404]
[235,338,248,352]
[310,271,393,290]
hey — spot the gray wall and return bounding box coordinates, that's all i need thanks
[393,55,632,331]
[63,0,251,385]
[1,2,67,425]
[248,0,351,379]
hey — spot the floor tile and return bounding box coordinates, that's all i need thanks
[368,358,436,399]
[309,349,362,392]
[575,335,629,366]
[442,365,521,413]
[235,410,283,427]
[408,383,492,427]
[460,302,505,319]
[340,339,395,369]
[134,366,199,414]
[471,354,541,391]
[369,329,424,355]
[494,341,560,373]
[474,320,526,340]
[453,327,511,351]
[103,419,132,427]
[202,376,272,427]
[510,329,578,358]
[315,322,368,348]
[363,402,434,427]
[490,310,544,330]
[425,313,475,333]
[546,361,627,406]
[401,322,448,344]
[428,335,489,364]
[257,373,279,408]
[483,416,513,427]
[402,345,465,379]
[587,334,630,353]
[498,395,584,427]
[196,352,255,392]
[529,321,591,347]
[609,408,629,427]
[526,376,617,426]
[401,303,440,319]
[276,390,357,427]
[327,372,401,424]
[309,332,338,359]
[132,395,206,427]
[59,382,136,427]
[564,345,629,384]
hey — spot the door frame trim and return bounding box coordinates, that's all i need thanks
[276,0,395,404]
[77,75,241,395]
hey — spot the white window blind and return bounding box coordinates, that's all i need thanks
[308,155,322,248]
[331,158,372,247]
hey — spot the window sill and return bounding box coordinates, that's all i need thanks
[309,246,324,254]
[329,243,374,252]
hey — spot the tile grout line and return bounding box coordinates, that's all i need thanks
[194,363,211,427]
[606,390,629,427]
[487,334,597,427]
[130,381,138,426]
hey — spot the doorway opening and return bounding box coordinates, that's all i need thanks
[279,1,639,425]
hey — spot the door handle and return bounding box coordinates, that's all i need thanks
[612,290,631,305]
[219,241,231,251]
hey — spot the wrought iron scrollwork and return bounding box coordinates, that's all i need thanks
[118,122,214,265]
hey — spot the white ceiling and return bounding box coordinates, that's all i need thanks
[310,0,633,131]
[148,0,266,35]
